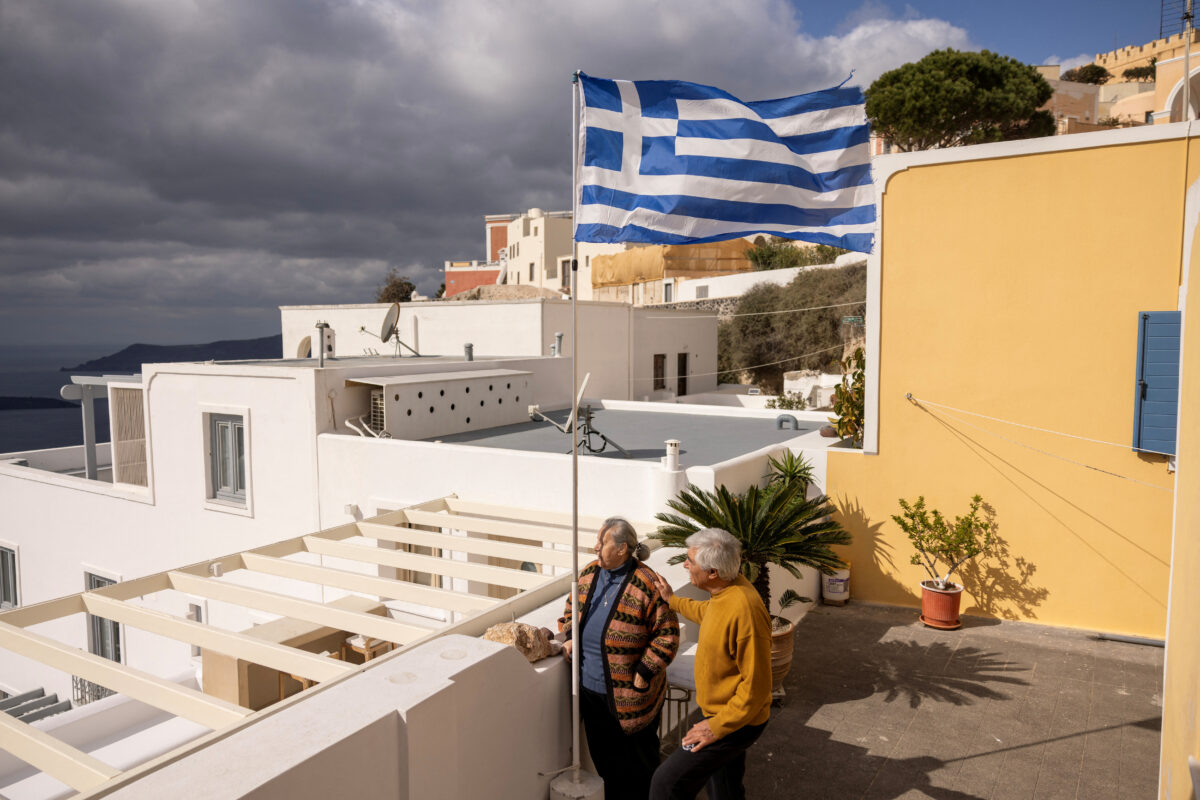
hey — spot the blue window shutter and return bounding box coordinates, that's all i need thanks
[1133,310,1181,455]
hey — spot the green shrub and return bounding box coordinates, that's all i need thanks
[829,347,864,447]
[766,391,806,410]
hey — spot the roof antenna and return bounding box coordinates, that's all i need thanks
[359,302,421,357]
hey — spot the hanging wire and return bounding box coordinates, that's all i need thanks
[908,395,1174,457]
[644,298,865,320]
[907,394,1173,492]
[628,342,849,386]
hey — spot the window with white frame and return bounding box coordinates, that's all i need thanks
[209,413,246,505]
[85,572,121,662]
[0,547,17,609]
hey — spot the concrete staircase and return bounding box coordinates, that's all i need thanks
[0,688,71,724]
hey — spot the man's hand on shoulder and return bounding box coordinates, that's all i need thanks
[652,572,673,602]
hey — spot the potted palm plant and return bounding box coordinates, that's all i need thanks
[652,451,850,695]
[892,494,994,630]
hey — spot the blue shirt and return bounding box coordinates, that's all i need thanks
[580,560,631,693]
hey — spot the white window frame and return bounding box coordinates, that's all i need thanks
[0,541,19,609]
[201,405,254,516]
[83,568,124,664]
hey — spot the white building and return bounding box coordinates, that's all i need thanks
[0,304,839,798]
[500,209,573,293]
[279,298,719,402]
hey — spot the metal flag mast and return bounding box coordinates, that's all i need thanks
[570,67,581,785]
[547,69,601,800]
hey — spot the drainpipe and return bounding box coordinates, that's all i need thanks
[464,343,474,361]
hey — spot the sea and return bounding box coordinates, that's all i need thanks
[0,344,123,454]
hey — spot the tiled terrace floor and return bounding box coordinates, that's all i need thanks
[742,603,1163,800]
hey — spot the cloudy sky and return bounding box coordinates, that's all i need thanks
[0,0,1160,346]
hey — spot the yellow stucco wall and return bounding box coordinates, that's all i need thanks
[1160,158,1200,798]
[827,136,1192,637]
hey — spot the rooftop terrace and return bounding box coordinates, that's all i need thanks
[430,405,825,464]
[744,603,1162,799]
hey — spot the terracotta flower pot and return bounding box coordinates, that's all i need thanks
[919,581,963,630]
[769,617,796,693]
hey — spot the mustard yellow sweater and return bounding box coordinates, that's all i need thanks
[669,575,772,739]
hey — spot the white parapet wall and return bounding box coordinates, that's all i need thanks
[315,433,690,525]
[102,634,572,800]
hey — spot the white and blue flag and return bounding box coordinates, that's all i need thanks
[576,73,875,253]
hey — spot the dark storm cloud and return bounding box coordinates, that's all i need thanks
[0,0,968,345]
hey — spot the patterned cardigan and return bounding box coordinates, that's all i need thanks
[558,560,680,734]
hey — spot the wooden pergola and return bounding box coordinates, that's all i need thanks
[0,496,650,795]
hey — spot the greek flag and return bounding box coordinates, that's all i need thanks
[575,73,875,253]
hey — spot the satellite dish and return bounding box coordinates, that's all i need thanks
[296,335,312,358]
[381,303,400,343]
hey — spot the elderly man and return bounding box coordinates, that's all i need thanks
[650,528,772,800]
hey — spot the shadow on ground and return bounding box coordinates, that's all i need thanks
[739,603,1162,799]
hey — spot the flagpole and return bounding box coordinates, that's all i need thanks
[550,69,600,800]
[569,68,582,784]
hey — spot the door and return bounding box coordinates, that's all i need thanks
[677,353,688,397]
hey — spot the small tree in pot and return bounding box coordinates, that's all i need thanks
[893,494,994,629]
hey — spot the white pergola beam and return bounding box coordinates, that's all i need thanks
[81,595,352,683]
[239,553,499,614]
[358,522,574,567]
[303,537,548,590]
[0,709,118,791]
[402,509,581,546]
[167,572,431,645]
[0,595,85,628]
[442,498,618,532]
[0,621,249,730]
[357,522,575,568]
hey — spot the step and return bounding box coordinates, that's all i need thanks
[0,689,44,711]
[18,700,71,724]
[5,694,58,717]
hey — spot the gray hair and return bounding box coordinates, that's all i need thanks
[684,528,742,581]
[602,517,650,561]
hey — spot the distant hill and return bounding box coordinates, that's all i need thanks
[63,335,283,372]
[0,396,78,411]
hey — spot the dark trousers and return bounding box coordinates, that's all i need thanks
[649,720,767,800]
[581,687,661,800]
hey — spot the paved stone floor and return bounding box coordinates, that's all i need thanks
[740,603,1163,800]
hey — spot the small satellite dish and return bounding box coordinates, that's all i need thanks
[296,335,312,358]
[381,302,400,343]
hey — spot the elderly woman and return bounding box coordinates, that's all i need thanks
[559,517,679,800]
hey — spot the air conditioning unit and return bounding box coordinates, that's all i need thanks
[369,389,386,433]
[350,369,532,439]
